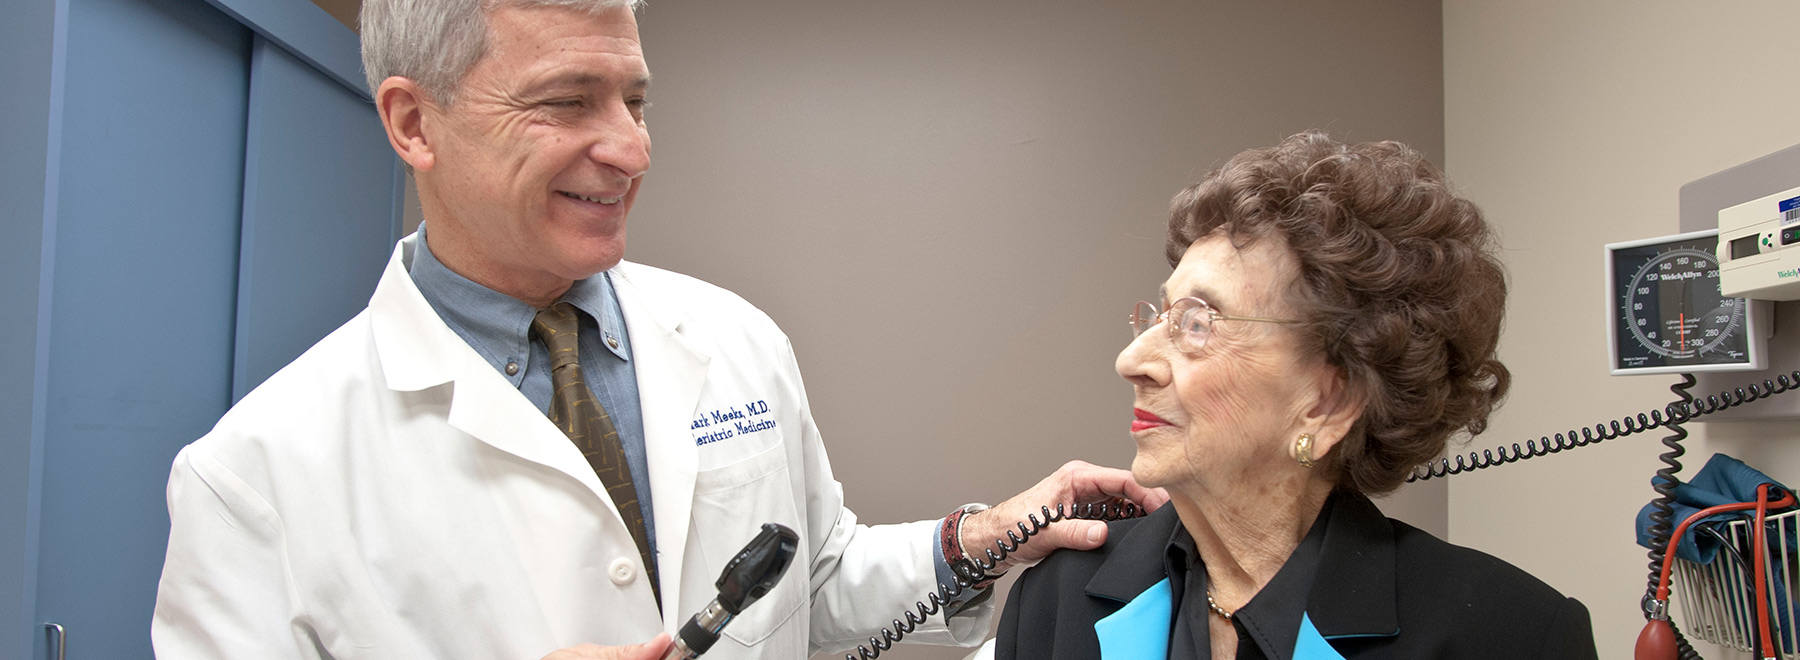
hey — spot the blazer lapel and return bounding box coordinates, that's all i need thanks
[1084,506,1183,603]
[610,263,709,620]
[1085,507,1184,660]
[1304,493,1401,640]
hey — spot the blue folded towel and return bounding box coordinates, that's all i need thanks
[1634,453,1795,564]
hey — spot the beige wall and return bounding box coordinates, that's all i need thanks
[623,2,1442,658]
[1444,2,1800,657]
[310,0,358,31]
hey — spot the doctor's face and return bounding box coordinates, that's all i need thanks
[422,4,651,301]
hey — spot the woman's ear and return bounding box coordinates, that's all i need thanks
[1298,362,1365,461]
[375,76,436,172]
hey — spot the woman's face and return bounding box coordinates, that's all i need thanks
[1116,233,1330,497]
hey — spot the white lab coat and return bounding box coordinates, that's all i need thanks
[152,235,991,659]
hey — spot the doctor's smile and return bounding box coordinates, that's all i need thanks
[557,190,625,205]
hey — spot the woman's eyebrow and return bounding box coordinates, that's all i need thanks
[1159,283,1223,308]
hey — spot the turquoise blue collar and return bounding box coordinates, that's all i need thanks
[1092,579,1347,660]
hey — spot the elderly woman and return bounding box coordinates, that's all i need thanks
[991,133,1599,659]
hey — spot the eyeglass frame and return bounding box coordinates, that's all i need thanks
[1129,297,1301,354]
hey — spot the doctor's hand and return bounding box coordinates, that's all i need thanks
[540,633,671,660]
[959,460,1168,574]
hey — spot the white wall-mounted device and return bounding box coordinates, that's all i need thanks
[1718,184,1800,300]
[1680,142,1800,420]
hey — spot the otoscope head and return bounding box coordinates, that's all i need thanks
[716,523,800,614]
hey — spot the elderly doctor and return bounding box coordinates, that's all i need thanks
[148,1,1163,659]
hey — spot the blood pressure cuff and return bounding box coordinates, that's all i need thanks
[1633,452,1796,564]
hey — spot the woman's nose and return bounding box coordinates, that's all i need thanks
[1116,330,1169,387]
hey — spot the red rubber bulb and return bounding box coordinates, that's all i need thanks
[1636,619,1676,660]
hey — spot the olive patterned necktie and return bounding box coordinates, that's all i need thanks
[531,302,660,608]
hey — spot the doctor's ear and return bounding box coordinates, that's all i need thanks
[376,76,436,172]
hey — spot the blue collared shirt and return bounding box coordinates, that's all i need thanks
[408,227,656,554]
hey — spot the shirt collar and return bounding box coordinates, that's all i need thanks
[1183,495,1334,660]
[563,268,631,362]
[408,225,631,373]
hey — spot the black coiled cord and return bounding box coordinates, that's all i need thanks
[1406,370,1800,482]
[1644,375,1692,602]
[845,501,1144,660]
[1642,375,1704,660]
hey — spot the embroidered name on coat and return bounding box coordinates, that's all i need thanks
[691,399,778,445]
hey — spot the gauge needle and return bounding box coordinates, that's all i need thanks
[1680,312,1687,355]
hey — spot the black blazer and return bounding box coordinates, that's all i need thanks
[995,493,1599,659]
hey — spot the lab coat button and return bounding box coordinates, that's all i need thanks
[609,557,636,585]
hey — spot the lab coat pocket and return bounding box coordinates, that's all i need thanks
[692,441,805,648]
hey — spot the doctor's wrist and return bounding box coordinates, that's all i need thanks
[941,504,1006,589]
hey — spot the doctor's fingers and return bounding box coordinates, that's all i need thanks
[1038,460,1169,513]
[962,461,1157,567]
[1060,460,1169,512]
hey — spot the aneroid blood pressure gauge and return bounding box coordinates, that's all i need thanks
[1605,229,1769,375]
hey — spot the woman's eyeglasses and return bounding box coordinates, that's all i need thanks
[1129,297,1299,354]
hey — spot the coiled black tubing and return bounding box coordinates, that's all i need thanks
[846,501,1143,660]
[1406,370,1800,482]
[1642,376,1703,659]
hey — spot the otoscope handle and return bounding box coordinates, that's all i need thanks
[659,602,728,660]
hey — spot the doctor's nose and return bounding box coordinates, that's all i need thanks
[589,101,651,181]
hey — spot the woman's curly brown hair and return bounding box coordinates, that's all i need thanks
[1167,131,1510,495]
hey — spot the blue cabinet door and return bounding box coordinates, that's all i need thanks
[10,0,402,656]
[29,0,252,656]
[234,35,403,401]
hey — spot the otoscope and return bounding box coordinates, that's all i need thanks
[659,522,800,660]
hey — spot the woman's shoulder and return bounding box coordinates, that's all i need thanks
[1313,494,1597,657]
[1016,509,1169,589]
[1386,517,1572,606]
[1375,518,1598,658]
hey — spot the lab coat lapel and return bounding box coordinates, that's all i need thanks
[370,235,633,516]
[371,235,459,392]
[611,263,709,620]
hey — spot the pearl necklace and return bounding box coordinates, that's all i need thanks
[1205,588,1234,620]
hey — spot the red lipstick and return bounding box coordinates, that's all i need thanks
[1131,408,1172,433]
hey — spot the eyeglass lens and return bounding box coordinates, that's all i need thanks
[1131,301,1159,336]
[1129,299,1213,352]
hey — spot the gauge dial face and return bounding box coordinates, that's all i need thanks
[1610,236,1752,372]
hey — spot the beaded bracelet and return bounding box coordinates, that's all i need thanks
[941,504,1003,590]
